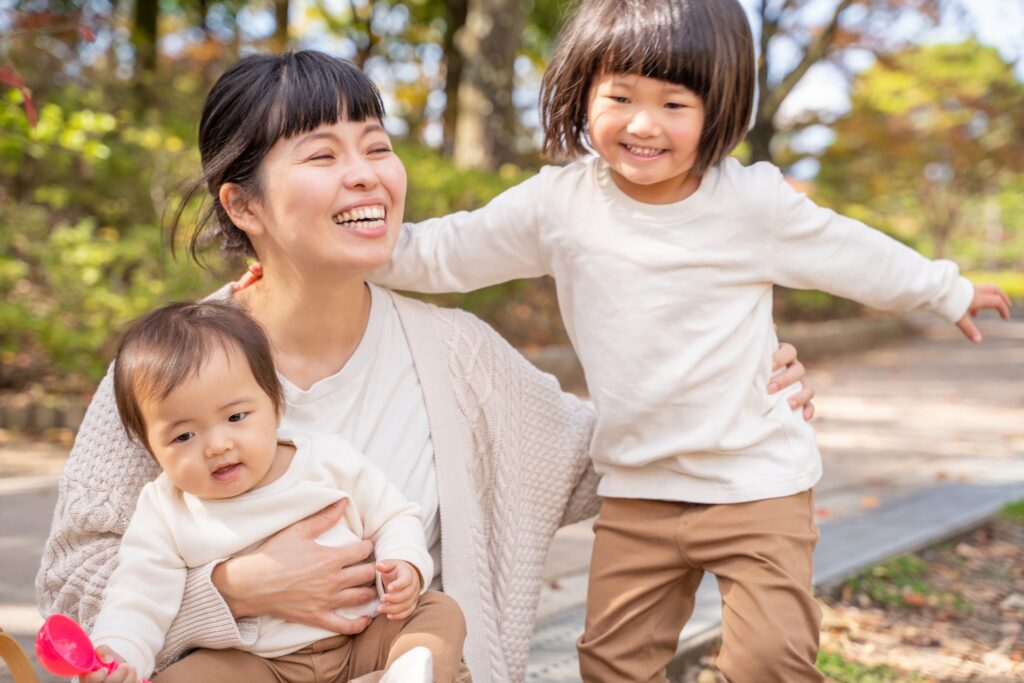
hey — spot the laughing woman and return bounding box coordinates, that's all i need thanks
[37,51,814,683]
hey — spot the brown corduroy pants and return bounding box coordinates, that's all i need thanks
[576,492,824,683]
[154,591,468,683]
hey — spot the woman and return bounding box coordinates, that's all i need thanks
[36,51,814,683]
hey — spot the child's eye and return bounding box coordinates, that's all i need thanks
[228,412,248,423]
[665,102,688,110]
[173,432,194,443]
[609,96,630,104]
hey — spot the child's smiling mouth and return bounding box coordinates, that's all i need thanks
[212,462,242,481]
[622,143,666,159]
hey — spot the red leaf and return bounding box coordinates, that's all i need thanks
[22,89,37,127]
[0,65,26,89]
[78,25,95,42]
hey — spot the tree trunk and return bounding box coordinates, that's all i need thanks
[453,0,525,170]
[133,0,158,74]
[747,115,774,164]
[273,0,289,51]
[442,0,469,157]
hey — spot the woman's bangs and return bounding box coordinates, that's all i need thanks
[265,54,386,144]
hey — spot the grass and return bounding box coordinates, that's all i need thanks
[1001,498,1024,522]
[817,650,923,682]
[843,553,969,612]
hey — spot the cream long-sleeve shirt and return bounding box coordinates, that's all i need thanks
[90,431,432,678]
[373,157,974,504]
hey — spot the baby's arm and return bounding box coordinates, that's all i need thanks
[89,484,188,679]
[328,437,433,597]
[372,171,550,293]
[767,165,1009,332]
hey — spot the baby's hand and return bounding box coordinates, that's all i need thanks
[377,559,422,621]
[82,646,139,683]
[956,284,1011,343]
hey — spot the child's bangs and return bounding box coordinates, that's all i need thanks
[264,52,386,145]
[598,12,712,99]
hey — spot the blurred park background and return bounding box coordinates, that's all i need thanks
[1,0,1023,405]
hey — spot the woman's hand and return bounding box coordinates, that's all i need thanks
[768,341,815,420]
[212,499,379,634]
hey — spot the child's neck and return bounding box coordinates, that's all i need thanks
[610,166,703,205]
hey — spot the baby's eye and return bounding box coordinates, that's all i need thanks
[228,412,248,423]
[174,432,194,443]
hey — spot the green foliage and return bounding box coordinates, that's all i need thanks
[965,271,1024,303]
[1001,499,1024,522]
[816,650,922,682]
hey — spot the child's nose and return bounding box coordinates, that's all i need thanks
[205,432,233,457]
[627,110,660,137]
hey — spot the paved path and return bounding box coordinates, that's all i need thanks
[2,311,1022,682]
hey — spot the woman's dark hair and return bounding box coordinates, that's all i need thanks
[540,0,755,175]
[113,300,284,452]
[171,50,386,269]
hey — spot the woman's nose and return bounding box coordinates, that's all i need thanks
[342,158,379,190]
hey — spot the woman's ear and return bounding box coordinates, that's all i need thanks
[219,183,264,237]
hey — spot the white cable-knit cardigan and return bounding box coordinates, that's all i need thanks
[36,291,600,683]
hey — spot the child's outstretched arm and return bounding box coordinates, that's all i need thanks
[372,171,551,293]
[955,284,1012,342]
[765,165,1010,334]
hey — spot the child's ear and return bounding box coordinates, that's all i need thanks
[219,183,265,237]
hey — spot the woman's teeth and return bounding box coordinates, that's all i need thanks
[332,205,386,227]
[625,144,663,157]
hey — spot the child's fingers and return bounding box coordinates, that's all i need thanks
[956,316,982,343]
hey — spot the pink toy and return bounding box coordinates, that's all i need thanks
[35,614,151,682]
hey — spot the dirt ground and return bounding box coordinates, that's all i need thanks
[679,510,1024,683]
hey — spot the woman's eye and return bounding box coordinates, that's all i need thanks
[369,146,392,156]
[310,154,334,161]
[228,412,248,423]
[174,432,194,443]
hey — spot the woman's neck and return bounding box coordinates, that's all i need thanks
[236,270,372,391]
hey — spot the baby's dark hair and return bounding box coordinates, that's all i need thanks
[540,0,755,175]
[113,301,284,451]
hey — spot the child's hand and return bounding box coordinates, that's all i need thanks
[956,284,1012,343]
[82,646,139,683]
[377,559,422,621]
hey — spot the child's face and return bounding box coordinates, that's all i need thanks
[587,72,705,204]
[140,343,283,499]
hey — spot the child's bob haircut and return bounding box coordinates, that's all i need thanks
[113,301,284,451]
[540,0,756,176]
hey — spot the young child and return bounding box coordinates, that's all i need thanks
[368,1,1012,681]
[88,300,466,683]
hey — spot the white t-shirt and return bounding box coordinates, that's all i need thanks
[278,283,441,586]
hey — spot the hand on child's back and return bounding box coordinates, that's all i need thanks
[81,646,140,683]
[956,284,1012,343]
[377,559,422,621]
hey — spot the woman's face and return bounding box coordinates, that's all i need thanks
[246,117,407,277]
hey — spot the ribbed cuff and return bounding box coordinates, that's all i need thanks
[156,560,259,671]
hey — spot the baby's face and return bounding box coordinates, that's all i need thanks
[141,344,281,499]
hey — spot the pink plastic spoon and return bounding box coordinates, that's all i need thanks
[35,614,151,681]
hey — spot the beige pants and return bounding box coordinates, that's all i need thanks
[577,492,823,683]
[155,591,468,683]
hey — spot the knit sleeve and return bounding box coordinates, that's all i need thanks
[35,365,254,671]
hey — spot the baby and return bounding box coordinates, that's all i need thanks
[87,300,465,682]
